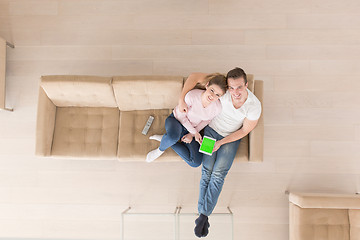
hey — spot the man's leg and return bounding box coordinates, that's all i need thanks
[195,126,222,237]
[199,138,240,216]
[171,139,203,168]
[197,126,221,215]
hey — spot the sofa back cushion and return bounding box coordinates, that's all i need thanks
[41,75,117,107]
[112,75,183,111]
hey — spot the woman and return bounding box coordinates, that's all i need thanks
[146,73,227,167]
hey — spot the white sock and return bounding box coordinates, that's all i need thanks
[149,134,163,142]
[146,148,164,163]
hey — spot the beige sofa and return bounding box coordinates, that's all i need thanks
[289,192,360,240]
[36,75,264,162]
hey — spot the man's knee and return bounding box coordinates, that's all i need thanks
[202,166,212,179]
[211,169,228,182]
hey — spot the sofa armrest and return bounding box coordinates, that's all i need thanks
[36,87,56,156]
[289,192,360,210]
[249,80,264,162]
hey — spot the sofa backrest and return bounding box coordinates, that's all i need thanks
[112,75,183,111]
[41,75,117,108]
[247,74,254,92]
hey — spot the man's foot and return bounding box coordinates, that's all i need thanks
[149,134,163,142]
[145,148,164,163]
[202,219,210,237]
[194,214,208,238]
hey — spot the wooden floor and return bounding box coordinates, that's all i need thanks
[1,0,360,239]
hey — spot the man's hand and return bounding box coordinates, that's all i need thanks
[194,132,202,144]
[181,133,193,143]
[213,140,223,153]
[178,73,208,113]
[178,99,188,113]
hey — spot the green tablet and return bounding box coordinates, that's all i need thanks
[199,136,216,155]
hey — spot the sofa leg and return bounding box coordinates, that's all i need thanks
[1,107,14,112]
[6,41,15,48]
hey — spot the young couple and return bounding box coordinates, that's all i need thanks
[146,67,262,238]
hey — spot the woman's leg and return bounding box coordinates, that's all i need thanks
[159,114,185,151]
[171,139,202,168]
[146,114,185,163]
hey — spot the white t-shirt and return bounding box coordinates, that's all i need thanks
[209,89,262,137]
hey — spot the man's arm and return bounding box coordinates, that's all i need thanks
[213,118,259,152]
[178,72,208,113]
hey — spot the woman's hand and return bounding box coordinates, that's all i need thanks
[194,132,202,144]
[178,99,188,113]
[181,133,193,143]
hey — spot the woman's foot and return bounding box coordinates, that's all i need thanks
[149,134,163,142]
[145,148,164,163]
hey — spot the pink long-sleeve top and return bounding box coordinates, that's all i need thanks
[173,89,222,134]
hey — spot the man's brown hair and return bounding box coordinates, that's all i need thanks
[226,67,247,84]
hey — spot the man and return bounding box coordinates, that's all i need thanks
[178,67,262,238]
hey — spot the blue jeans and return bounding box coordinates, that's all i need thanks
[159,114,203,168]
[198,126,241,216]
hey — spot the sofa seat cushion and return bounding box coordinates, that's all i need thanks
[51,107,119,158]
[112,75,183,111]
[118,109,180,161]
[235,136,249,161]
[41,75,117,108]
[290,203,350,240]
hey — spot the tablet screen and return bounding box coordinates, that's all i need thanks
[199,136,216,155]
